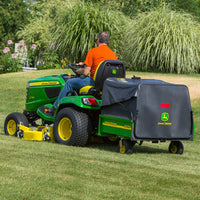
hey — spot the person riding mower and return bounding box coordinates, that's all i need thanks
[4,60,194,154]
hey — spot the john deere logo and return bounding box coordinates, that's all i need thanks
[112,69,117,75]
[161,112,169,122]
[158,112,171,126]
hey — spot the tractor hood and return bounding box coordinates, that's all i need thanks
[28,74,66,87]
[26,74,69,112]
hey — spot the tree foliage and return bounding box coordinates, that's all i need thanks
[17,0,77,50]
[124,7,200,73]
[84,0,200,19]
[174,0,200,19]
[121,0,176,16]
[0,0,31,47]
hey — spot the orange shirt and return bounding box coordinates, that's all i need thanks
[84,45,117,79]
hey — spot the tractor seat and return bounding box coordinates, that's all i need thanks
[79,60,125,98]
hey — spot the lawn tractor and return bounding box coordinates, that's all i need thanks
[4,60,194,154]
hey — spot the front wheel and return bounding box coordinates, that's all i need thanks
[4,112,29,136]
[53,108,91,146]
[169,141,184,154]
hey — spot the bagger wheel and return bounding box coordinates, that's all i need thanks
[4,112,29,136]
[117,140,133,154]
[169,141,184,154]
[53,108,90,146]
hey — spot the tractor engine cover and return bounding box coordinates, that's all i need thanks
[25,75,67,112]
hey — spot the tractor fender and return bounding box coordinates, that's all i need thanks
[57,96,101,111]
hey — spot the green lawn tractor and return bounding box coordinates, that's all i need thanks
[4,60,194,154]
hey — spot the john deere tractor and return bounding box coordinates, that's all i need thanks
[4,60,194,154]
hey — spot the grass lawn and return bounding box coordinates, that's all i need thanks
[0,69,200,200]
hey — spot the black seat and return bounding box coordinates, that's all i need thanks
[79,60,125,97]
[94,60,125,91]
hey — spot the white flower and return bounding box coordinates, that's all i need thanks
[19,40,25,45]
[31,44,37,49]
[11,54,17,59]
[7,40,13,45]
[3,47,10,53]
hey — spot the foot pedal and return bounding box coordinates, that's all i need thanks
[39,106,54,117]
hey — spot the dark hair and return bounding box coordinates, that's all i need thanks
[97,32,110,44]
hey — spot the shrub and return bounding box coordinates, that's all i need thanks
[16,0,78,70]
[124,7,200,73]
[0,40,23,73]
[17,0,77,53]
[0,40,39,73]
[37,44,60,70]
[0,50,22,73]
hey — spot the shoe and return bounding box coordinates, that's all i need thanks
[44,107,56,114]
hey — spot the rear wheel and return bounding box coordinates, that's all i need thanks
[169,141,184,154]
[4,112,29,136]
[53,108,91,146]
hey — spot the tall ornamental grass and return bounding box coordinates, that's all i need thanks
[52,2,128,62]
[124,7,200,73]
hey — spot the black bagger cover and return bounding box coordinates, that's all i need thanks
[101,78,193,141]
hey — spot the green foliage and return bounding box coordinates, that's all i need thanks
[0,53,22,73]
[37,47,60,70]
[124,7,200,73]
[83,0,123,8]
[0,43,23,73]
[174,0,200,19]
[27,46,38,68]
[121,0,175,16]
[0,0,31,46]
[0,41,40,73]
[121,0,200,18]
[8,0,200,72]
[17,0,77,51]
[83,0,200,19]
[83,0,176,16]
[52,2,129,62]
[17,0,78,70]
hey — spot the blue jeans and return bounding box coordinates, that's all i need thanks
[53,76,95,108]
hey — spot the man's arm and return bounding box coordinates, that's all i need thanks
[76,48,93,76]
[76,64,91,76]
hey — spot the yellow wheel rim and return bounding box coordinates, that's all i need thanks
[7,119,17,136]
[58,117,72,141]
[170,144,178,154]
[120,145,126,154]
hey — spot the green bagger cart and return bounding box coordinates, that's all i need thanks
[4,60,194,154]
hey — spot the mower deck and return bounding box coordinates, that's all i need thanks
[18,124,54,142]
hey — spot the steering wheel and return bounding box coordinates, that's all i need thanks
[68,63,79,75]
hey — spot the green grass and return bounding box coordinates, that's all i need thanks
[0,69,200,200]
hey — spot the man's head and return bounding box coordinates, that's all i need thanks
[97,32,110,46]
